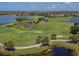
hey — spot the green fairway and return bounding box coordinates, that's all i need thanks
[36,17,73,36]
[0,16,73,46]
[1,42,79,56]
[0,27,41,46]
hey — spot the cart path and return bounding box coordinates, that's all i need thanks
[15,39,71,49]
[0,40,71,49]
[0,35,71,49]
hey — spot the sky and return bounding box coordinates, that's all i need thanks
[0,2,79,11]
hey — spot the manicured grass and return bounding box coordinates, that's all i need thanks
[0,27,41,46]
[1,41,79,56]
[36,17,73,36]
[0,17,73,46]
[0,47,42,56]
[50,41,79,56]
[5,47,42,56]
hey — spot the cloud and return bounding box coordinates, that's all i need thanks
[48,4,66,10]
[64,2,72,5]
[48,5,57,9]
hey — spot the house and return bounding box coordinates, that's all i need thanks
[50,13,65,17]
[72,13,79,16]
[54,14,65,17]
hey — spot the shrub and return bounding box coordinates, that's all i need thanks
[51,34,57,40]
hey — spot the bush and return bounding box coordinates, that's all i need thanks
[41,36,50,47]
[4,41,15,52]
[70,24,79,34]
[70,34,79,43]
[51,34,57,40]
[36,36,42,44]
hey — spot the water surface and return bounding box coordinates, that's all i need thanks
[0,15,32,24]
[52,47,73,56]
[69,17,79,23]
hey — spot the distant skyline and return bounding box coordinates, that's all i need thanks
[0,2,79,11]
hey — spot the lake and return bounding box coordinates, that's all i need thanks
[52,47,74,56]
[69,17,79,23]
[0,15,32,24]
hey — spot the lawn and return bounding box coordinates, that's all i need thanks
[0,16,73,46]
[50,41,79,56]
[0,16,78,56]
[1,41,79,56]
[36,17,73,36]
[0,27,41,46]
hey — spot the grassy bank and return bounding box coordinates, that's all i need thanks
[0,41,79,56]
[50,42,79,56]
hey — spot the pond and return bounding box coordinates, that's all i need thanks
[52,47,74,56]
[24,22,36,29]
[0,15,32,24]
[69,17,79,23]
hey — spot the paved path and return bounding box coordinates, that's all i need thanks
[0,40,71,49]
[0,35,71,49]
[15,44,41,49]
[0,43,4,47]
[15,39,71,49]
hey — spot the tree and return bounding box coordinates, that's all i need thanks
[70,34,79,43]
[44,17,49,22]
[41,36,50,47]
[4,41,15,53]
[70,24,79,35]
[16,18,26,21]
[34,17,42,24]
[43,36,49,43]
[36,36,42,44]
[39,17,44,21]
[51,34,57,40]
